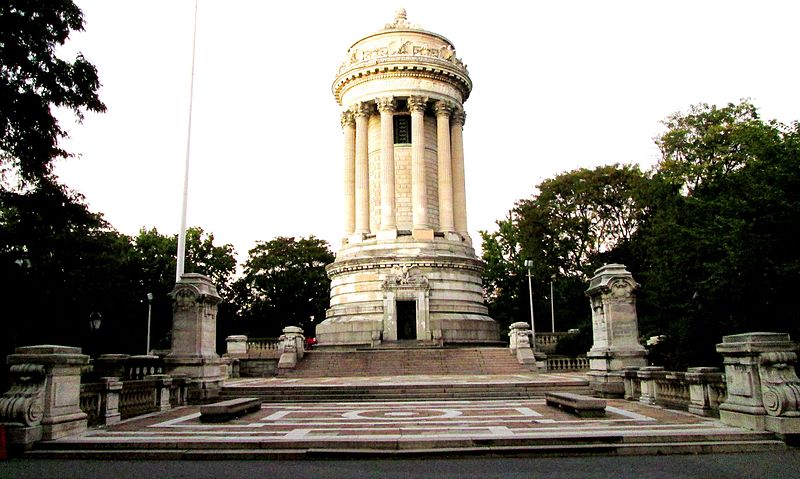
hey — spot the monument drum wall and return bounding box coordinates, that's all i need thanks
[316,10,500,346]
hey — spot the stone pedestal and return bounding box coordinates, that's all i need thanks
[2,345,89,446]
[716,332,800,436]
[585,264,647,397]
[225,335,248,357]
[508,322,546,370]
[164,274,224,403]
[277,326,305,370]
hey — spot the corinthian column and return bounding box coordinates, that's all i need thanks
[435,101,455,233]
[376,97,397,236]
[341,110,356,236]
[408,95,429,234]
[451,109,468,235]
[353,102,371,235]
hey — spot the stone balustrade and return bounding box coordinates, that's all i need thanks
[622,366,726,417]
[546,356,589,372]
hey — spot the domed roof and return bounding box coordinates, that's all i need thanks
[332,9,472,106]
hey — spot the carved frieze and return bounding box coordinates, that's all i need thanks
[382,264,429,290]
[0,364,46,426]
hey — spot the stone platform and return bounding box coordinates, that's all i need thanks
[27,373,783,459]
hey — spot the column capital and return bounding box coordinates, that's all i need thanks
[340,110,355,128]
[451,109,466,127]
[376,97,396,113]
[408,96,428,113]
[351,102,372,119]
[434,100,454,117]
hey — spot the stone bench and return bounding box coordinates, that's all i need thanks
[545,392,607,418]
[199,397,262,423]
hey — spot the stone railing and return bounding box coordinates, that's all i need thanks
[535,332,570,354]
[246,337,281,352]
[546,356,589,372]
[80,377,122,427]
[119,375,172,420]
[125,355,165,380]
[622,366,726,417]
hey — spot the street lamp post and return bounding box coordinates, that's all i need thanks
[89,312,102,356]
[524,260,536,349]
[550,274,556,333]
[146,293,153,354]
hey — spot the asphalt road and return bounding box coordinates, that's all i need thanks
[2,451,800,479]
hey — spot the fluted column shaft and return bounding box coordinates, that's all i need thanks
[353,102,371,234]
[451,109,468,234]
[435,101,455,232]
[377,97,396,231]
[341,111,356,236]
[408,96,428,230]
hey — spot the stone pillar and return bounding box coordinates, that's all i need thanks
[450,109,468,237]
[585,264,647,397]
[716,332,800,436]
[637,366,665,405]
[225,335,248,357]
[100,377,122,425]
[377,97,397,238]
[435,100,455,234]
[686,367,724,417]
[508,322,546,370]
[277,326,305,370]
[164,273,224,403]
[341,110,356,236]
[2,345,89,445]
[147,374,173,412]
[408,95,431,238]
[353,102,371,237]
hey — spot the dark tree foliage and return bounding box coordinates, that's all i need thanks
[234,236,334,338]
[634,101,800,369]
[481,164,650,335]
[483,101,800,370]
[0,0,105,186]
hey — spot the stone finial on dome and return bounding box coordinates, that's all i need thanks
[385,8,418,29]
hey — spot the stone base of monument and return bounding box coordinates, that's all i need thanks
[587,371,625,398]
[164,356,223,403]
[6,425,42,453]
[318,237,500,347]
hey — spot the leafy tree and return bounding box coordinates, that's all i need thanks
[481,164,651,335]
[131,227,237,351]
[0,0,105,186]
[634,101,800,368]
[234,236,334,338]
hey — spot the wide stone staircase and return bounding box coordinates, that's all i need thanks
[220,347,593,402]
[279,347,534,377]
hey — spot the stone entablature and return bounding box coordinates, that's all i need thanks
[333,9,470,106]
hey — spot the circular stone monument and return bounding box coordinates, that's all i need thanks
[316,9,499,346]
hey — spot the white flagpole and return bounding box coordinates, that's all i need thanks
[176,0,199,283]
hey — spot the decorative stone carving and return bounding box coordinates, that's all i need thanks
[340,110,355,128]
[278,326,305,369]
[407,95,428,113]
[165,274,224,403]
[351,101,372,119]
[434,100,454,117]
[382,265,429,289]
[585,264,647,397]
[0,364,45,427]
[717,332,800,435]
[376,96,396,113]
[451,109,466,127]
[508,322,546,370]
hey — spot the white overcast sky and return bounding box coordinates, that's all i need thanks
[55,0,800,261]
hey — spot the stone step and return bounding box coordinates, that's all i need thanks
[28,436,782,459]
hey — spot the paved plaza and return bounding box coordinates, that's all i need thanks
[35,373,780,459]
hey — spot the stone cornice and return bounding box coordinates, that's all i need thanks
[333,63,471,106]
[326,256,484,277]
